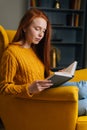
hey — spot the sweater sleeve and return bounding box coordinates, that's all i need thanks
[0,50,33,98]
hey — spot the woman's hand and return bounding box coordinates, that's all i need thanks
[28,80,53,95]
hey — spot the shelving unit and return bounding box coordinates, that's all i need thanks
[28,0,87,70]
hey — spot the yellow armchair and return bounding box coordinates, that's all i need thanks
[0,25,87,130]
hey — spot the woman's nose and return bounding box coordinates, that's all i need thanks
[39,32,43,37]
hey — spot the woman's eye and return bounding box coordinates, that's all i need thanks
[35,27,46,33]
[35,27,40,31]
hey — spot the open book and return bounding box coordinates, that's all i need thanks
[47,61,78,87]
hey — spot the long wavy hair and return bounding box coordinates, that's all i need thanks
[12,8,52,78]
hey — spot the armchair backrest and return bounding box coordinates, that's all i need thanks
[0,25,16,62]
[6,30,16,43]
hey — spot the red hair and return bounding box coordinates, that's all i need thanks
[13,8,52,77]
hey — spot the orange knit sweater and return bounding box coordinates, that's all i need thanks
[0,45,45,98]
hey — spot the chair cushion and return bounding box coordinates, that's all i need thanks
[76,116,87,130]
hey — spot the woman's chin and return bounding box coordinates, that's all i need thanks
[33,41,39,44]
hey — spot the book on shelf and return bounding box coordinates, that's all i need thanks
[74,0,81,27]
[30,0,36,7]
[30,0,41,7]
[66,14,75,26]
[69,0,76,9]
[69,0,81,27]
[47,61,78,87]
[69,0,81,10]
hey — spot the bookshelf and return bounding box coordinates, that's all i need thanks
[28,0,87,70]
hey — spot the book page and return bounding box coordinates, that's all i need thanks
[54,71,72,77]
[54,61,77,76]
[64,61,77,75]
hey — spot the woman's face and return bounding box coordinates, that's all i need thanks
[25,17,47,44]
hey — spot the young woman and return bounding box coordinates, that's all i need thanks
[0,8,53,97]
[0,8,87,115]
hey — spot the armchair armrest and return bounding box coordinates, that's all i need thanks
[31,86,78,101]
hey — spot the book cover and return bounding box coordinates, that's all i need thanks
[47,61,78,87]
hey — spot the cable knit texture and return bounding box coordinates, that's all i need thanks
[0,44,45,98]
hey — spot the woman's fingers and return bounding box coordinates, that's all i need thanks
[36,80,53,91]
[36,80,53,87]
[29,80,53,94]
